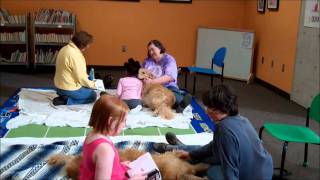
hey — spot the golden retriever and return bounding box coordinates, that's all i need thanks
[48,148,209,180]
[138,68,176,120]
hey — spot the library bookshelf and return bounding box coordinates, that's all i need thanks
[31,9,76,69]
[0,10,30,69]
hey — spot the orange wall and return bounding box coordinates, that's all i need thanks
[243,0,301,93]
[1,0,301,93]
[1,0,245,67]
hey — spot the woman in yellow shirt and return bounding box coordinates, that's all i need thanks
[53,31,97,105]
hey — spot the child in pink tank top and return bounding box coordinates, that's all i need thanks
[79,95,146,180]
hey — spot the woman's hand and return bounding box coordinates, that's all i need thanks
[143,78,154,84]
[175,150,190,160]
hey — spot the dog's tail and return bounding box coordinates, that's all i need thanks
[47,154,74,166]
[158,104,175,120]
[48,154,82,180]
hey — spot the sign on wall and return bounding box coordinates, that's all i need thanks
[304,0,320,28]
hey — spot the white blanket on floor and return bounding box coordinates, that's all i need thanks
[6,88,192,129]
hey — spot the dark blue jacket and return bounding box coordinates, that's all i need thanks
[189,115,273,180]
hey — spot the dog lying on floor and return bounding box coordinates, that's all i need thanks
[48,148,209,180]
[138,68,176,120]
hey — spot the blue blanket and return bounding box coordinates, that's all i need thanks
[0,140,154,180]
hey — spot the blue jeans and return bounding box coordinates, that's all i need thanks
[123,99,142,109]
[166,86,184,107]
[173,144,224,179]
[56,87,97,105]
[207,165,224,180]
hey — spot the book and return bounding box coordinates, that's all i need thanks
[127,152,161,180]
[95,79,105,91]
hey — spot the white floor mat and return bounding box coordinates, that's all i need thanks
[6,88,192,129]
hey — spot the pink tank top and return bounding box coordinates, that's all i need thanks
[79,138,128,180]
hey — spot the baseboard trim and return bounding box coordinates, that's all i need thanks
[255,78,290,99]
[88,65,124,70]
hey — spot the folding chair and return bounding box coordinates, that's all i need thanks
[185,47,226,95]
[259,93,320,179]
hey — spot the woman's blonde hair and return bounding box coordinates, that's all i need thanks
[89,95,129,134]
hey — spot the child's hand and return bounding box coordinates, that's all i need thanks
[121,161,132,169]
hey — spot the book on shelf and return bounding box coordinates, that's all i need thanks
[35,49,58,64]
[35,33,72,43]
[0,50,26,63]
[0,31,26,42]
[0,8,26,24]
[34,9,75,25]
[11,50,26,63]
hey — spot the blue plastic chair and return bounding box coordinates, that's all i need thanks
[185,47,227,95]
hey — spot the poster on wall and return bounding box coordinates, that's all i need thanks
[240,32,254,49]
[304,0,320,28]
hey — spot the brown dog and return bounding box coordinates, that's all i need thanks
[48,148,209,180]
[138,68,156,80]
[138,68,176,120]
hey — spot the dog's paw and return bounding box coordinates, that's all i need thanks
[158,106,175,120]
[153,109,159,116]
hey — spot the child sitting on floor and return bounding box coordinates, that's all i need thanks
[117,58,143,113]
[79,95,146,180]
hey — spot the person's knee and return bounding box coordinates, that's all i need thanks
[89,91,97,101]
[83,90,97,103]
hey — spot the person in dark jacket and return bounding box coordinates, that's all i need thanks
[153,84,273,180]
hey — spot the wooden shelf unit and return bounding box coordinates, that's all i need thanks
[30,10,76,69]
[0,13,30,68]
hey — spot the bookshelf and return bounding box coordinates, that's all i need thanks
[31,9,76,68]
[0,9,29,68]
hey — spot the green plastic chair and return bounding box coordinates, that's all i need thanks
[259,93,320,179]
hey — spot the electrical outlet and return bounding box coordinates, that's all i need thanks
[121,45,127,52]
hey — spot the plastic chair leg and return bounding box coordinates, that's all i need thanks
[259,127,292,179]
[273,168,291,180]
[303,143,309,167]
[259,126,264,139]
[279,141,288,178]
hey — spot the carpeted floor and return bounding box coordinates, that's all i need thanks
[0,69,319,180]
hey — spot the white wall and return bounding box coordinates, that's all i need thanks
[291,0,320,108]
[196,27,254,81]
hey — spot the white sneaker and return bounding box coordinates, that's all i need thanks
[130,105,142,114]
